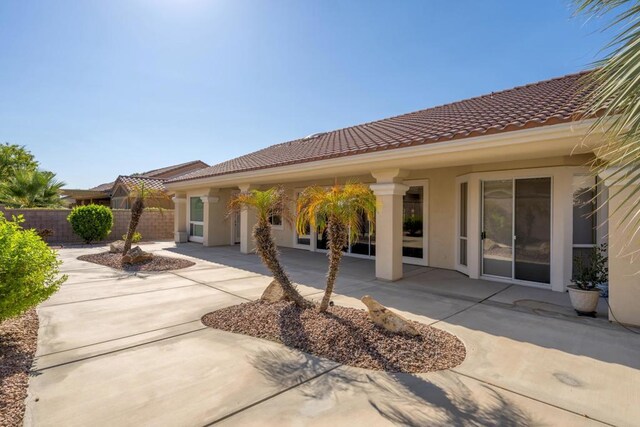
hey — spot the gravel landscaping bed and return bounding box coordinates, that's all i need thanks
[1,309,38,427]
[202,301,466,373]
[78,252,195,272]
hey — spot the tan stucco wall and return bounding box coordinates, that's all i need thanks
[607,185,640,326]
[200,154,592,271]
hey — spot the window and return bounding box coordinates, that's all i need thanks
[269,212,283,228]
[402,186,424,259]
[572,175,597,277]
[189,196,204,241]
[458,182,468,266]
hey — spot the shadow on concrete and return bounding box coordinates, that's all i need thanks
[167,243,640,369]
[249,349,537,427]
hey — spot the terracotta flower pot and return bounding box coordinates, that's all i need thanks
[568,285,600,316]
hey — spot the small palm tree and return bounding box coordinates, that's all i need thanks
[297,182,376,313]
[0,169,65,208]
[122,183,169,255]
[228,187,308,308]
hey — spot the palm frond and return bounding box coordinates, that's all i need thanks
[576,0,640,248]
[228,186,292,225]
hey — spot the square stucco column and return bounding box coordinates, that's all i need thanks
[601,168,640,326]
[200,191,229,246]
[370,182,409,281]
[172,194,188,243]
[238,184,257,254]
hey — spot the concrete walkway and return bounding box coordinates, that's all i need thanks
[25,242,640,426]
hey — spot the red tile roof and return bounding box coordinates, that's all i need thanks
[136,160,209,179]
[116,176,167,192]
[170,70,594,183]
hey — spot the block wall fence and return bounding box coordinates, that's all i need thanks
[0,207,174,244]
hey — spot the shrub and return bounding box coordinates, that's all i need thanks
[0,214,66,321]
[122,231,142,243]
[67,204,113,243]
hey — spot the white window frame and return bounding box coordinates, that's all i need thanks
[187,195,205,243]
[402,179,429,266]
[455,177,469,274]
[292,188,316,250]
[269,212,284,230]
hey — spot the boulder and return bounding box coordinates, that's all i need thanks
[122,246,153,264]
[110,240,125,254]
[361,295,420,336]
[261,280,291,303]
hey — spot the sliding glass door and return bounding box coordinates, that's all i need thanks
[482,178,551,284]
[514,178,551,283]
[482,180,513,278]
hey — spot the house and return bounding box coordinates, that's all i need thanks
[64,160,209,209]
[165,71,640,327]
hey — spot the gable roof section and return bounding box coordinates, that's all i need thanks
[170,70,594,183]
[90,181,116,193]
[113,175,167,193]
[136,160,209,179]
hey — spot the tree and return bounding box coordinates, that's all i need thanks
[296,182,376,313]
[122,183,169,255]
[0,213,66,321]
[0,143,38,183]
[0,169,65,208]
[228,187,308,307]
[575,0,640,245]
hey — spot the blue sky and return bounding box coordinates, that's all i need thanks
[0,0,612,188]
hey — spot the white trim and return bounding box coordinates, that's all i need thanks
[370,183,409,196]
[200,196,219,204]
[402,179,429,266]
[455,177,470,274]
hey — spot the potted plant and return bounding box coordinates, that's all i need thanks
[568,243,608,316]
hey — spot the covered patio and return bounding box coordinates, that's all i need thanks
[169,243,612,322]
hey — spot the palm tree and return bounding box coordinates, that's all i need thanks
[575,0,640,245]
[228,187,308,308]
[296,182,376,313]
[122,183,168,256]
[0,169,65,208]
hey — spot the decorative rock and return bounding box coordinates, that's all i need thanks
[109,240,125,254]
[122,246,153,264]
[261,280,291,303]
[361,295,420,336]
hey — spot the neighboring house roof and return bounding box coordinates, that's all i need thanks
[90,181,115,193]
[169,70,595,183]
[113,175,167,193]
[61,189,111,200]
[134,160,209,179]
[64,160,209,197]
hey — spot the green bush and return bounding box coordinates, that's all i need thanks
[67,205,113,243]
[122,231,142,243]
[0,214,66,321]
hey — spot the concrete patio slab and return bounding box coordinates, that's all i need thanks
[439,302,640,426]
[26,330,338,427]
[214,360,603,427]
[37,283,244,355]
[42,273,198,306]
[26,242,640,426]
